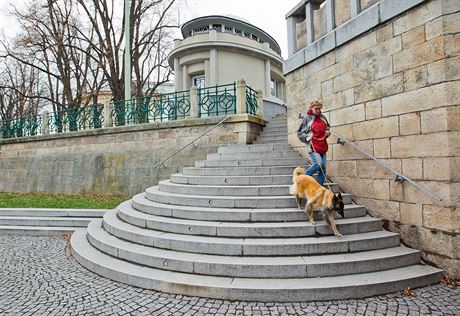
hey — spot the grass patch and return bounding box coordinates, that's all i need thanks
[0,192,130,209]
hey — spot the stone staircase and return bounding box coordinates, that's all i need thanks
[0,208,106,236]
[71,116,442,302]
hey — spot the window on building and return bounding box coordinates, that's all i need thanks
[192,74,205,89]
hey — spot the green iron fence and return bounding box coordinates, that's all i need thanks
[111,91,191,126]
[198,83,236,117]
[246,86,258,115]
[1,114,42,139]
[48,104,104,134]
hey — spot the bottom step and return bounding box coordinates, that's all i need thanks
[71,230,443,302]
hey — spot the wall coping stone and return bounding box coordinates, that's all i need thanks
[0,114,265,146]
[284,0,426,74]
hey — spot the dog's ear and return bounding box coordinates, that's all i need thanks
[337,192,343,200]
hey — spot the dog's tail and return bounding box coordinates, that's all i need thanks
[290,167,305,195]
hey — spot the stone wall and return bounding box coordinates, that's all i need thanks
[0,114,264,195]
[286,0,459,278]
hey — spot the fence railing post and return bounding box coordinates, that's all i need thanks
[256,89,264,118]
[236,79,247,114]
[41,111,49,135]
[103,100,113,128]
[190,86,199,118]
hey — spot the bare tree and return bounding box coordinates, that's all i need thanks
[76,0,180,101]
[0,58,45,121]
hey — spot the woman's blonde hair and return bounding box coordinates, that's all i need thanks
[309,99,324,109]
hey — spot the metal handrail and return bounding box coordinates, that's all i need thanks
[332,132,443,201]
[152,115,231,171]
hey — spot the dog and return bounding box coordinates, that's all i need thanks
[289,167,344,237]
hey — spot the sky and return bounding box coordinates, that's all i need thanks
[0,0,299,58]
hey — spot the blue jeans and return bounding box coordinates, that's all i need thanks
[306,152,327,186]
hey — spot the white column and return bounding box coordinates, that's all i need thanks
[209,48,217,86]
[265,58,271,97]
[306,1,314,45]
[174,57,182,91]
[350,0,360,17]
[182,64,188,90]
[326,0,335,32]
[286,16,298,56]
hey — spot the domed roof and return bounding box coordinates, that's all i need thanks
[181,15,281,55]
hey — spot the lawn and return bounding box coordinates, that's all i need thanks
[0,192,130,209]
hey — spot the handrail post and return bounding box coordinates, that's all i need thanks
[103,100,113,128]
[41,111,49,135]
[190,86,199,118]
[236,79,247,114]
[256,89,264,118]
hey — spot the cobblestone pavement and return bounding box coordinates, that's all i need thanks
[0,235,459,316]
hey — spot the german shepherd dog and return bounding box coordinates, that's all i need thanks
[290,167,345,237]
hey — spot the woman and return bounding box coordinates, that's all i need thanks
[296,99,331,186]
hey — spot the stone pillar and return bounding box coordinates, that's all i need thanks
[41,111,49,135]
[174,57,182,91]
[209,48,218,86]
[306,1,315,45]
[350,0,360,17]
[256,89,264,118]
[190,86,199,118]
[182,64,188,90]
[236,79,247,114]
[326,0,336,32]
[103,100,113,128]
[286,16,298,56]
[265,58,271,97]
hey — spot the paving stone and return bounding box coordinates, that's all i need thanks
[0,235,459,315]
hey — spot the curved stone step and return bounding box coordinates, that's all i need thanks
[72,230,443,302]
[195,157,305,168]
[171,173,294,185]
[217,143,291,154]
[131,193,366,222]
[145,186,352,208]
[86,219,421,279]
[170,174,339,192]
[102,210,397,256]
[117,202,380,237]
[206,150,299,161]
[182,166,297,176]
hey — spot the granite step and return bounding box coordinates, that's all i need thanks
[86,219,421,279]
[145,186,353,208]
[102,210,397,256]
[182,166,300,176]
[0,216,93,227]
[158,180,340,196]
[217,143,291,153]
[206,150,299,161]
[72,230,442,302]
[131,193,366,222]
[1,226,85,236]
[117,202,380,238]
[195,157,305,168]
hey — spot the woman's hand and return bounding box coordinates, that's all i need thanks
[325,130,331,137]
[306,136,312,142]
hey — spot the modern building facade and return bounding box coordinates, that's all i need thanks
[168,15,286,109]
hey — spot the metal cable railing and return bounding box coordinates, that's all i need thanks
[151,115,231,171]
[332,132,443,201]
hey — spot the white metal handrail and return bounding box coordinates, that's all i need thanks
[152,115,231,171]
[332,132,443,201]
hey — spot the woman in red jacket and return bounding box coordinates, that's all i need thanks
[296,99,331,186]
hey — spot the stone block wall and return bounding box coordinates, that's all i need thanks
[286,0,459,277]
[0,115,264,195]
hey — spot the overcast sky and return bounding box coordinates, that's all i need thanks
[0,0,299,58]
